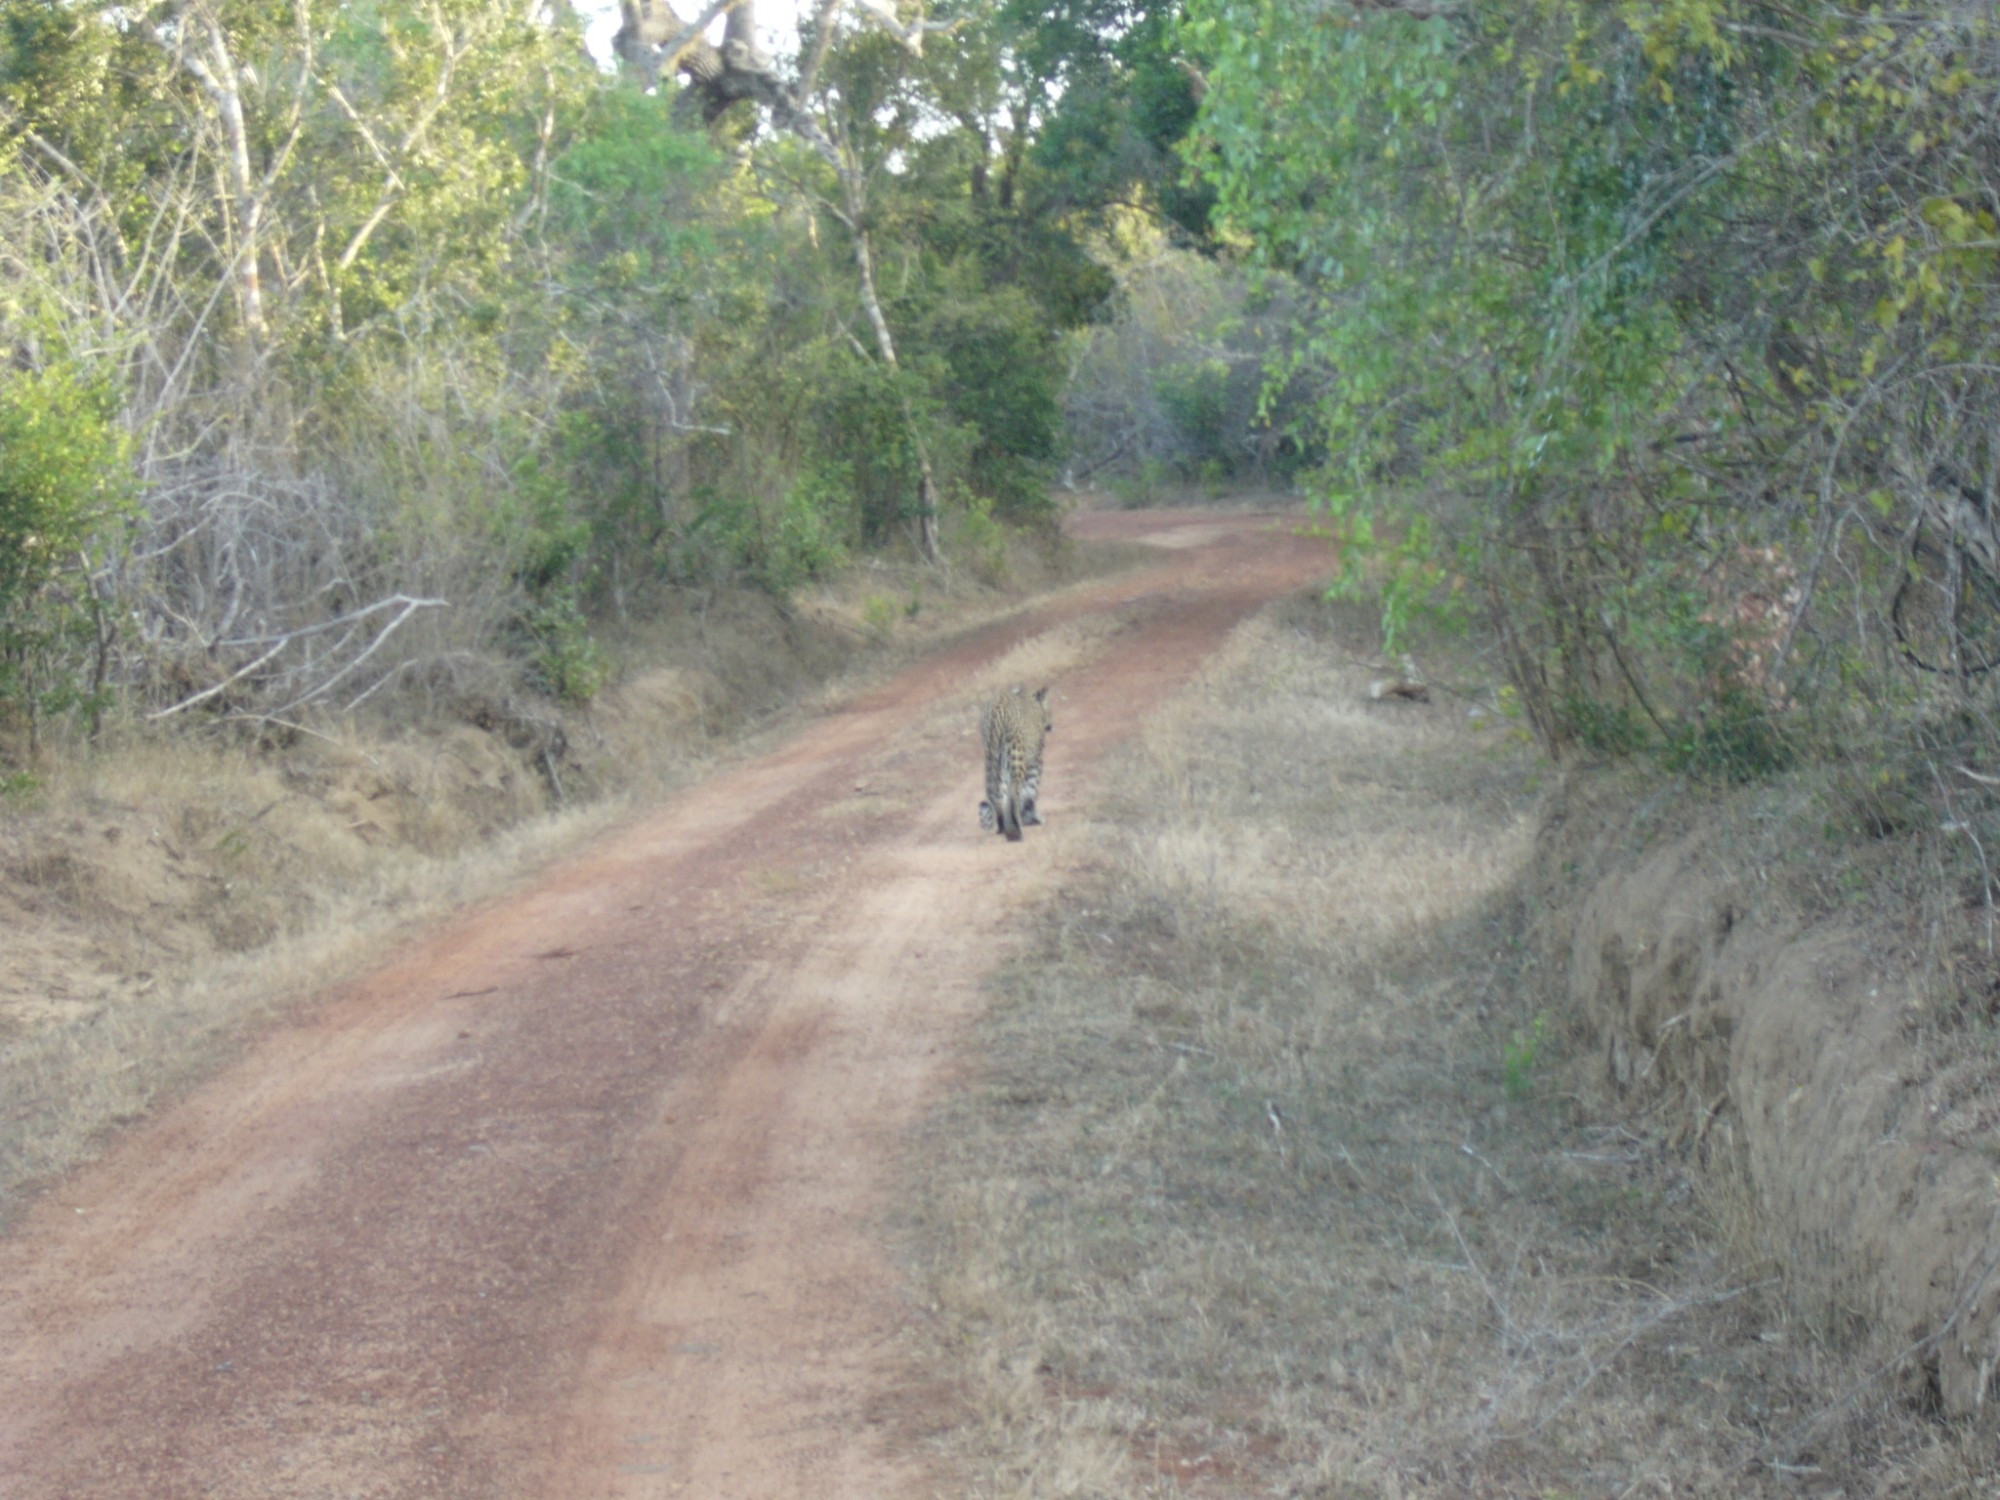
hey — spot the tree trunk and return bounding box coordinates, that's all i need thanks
[845,180,940,564]
[170,11,267,347]
[615,0,945,563]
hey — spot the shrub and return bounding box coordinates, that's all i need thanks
[861,592,898,640]
[0,363,134,742]
[518,589,607,704]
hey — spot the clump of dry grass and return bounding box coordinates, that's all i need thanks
[900,595,1991,1497]
[966,617,1129,708]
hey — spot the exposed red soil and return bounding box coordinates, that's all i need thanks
[0,508,1329,1499]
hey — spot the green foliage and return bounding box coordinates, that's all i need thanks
[1111,458,1172,509]
[1064,238,1312,489]
[0,363,133,733]
[764,468,851,596]
[800,360,928,549]
[547,89,728,298]
[1156,361,1231,465]
[861,592,899,640]
[919,286,1063,522]
[1503,1013,1549,1103]
[517,590,605,704]
[1566,698,1648,759]
[1186,0,2000,791]
[0,364,127,606]
[1658,691,1794,785]
[0,0,1155,735]
[950,489,1011,586]
[1007,0,1213,238]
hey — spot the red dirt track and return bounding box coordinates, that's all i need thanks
[0,510,1328,1499]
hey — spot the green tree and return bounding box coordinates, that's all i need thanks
[0,362,134,741]
[1186,0,2000,777]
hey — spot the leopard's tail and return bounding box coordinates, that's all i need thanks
[978,796,1021,839]
[982,767,1024,841]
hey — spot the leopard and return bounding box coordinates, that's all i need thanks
[978,684,1052,841]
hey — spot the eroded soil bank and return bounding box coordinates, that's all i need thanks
[1541,773,2000,1426]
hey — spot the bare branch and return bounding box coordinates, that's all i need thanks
[794,0,843,103]
[848,0,967,57]
[615,0,740,87]
[145,637,290,718]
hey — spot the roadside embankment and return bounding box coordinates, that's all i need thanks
[0,532,1126,1216]
[905,589,1993,1495]
[1539,772,2000,1424]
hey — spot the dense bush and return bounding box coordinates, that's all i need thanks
[0,0,1110,745]
[0,363,133,741]
[1063,237,1317,488]
[1187,1,2000,805]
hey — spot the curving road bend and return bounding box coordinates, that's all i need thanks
[0,509,1328,1499]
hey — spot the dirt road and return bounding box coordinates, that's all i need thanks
[0,509,1328,1499]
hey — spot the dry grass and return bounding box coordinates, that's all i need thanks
[899,594,1994,1497]
[965,616,1132,709]
[0,705,693,1217]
